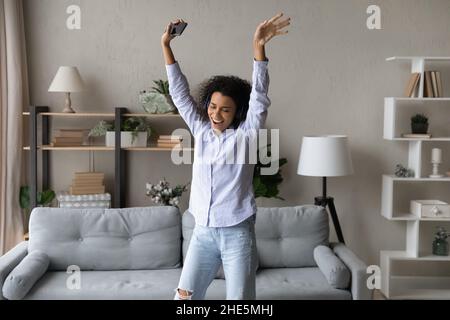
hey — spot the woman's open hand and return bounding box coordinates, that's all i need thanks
[254,13,290,47]
[161,18,186,47]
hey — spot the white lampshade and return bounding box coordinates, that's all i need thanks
[298,135,354,177]
[48,66,85,92]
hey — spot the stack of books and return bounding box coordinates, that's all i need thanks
[70,172,106,195]
[57,191,111,209]
[423,71,443,97]
[404,71,444,98]
[156,135,183,148]
[52,129,88,147]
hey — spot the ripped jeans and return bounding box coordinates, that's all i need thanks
[174,215,257,300]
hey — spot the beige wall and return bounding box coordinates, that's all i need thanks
[23,0,450,265]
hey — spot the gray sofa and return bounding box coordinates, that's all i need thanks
[0,205,372,300]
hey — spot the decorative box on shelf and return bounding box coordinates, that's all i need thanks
[410,200,450,219]
[57,192,111,209]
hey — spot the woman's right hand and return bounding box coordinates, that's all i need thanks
[161,19,186,46]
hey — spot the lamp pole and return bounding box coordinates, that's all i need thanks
[314,177,346,244]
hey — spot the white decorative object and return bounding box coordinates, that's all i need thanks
[430,148,443,178]
[57,192,111,209]
[48,66,85,113]
[105,132,147,148]
[297,135,354,177]
[410,200,450,218]
[57,192,111,202]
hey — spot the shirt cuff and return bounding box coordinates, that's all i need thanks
[165,61,181,78]
[253,59,269,73]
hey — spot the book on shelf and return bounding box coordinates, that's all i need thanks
[156,143,182,148]
[158,135,183,141]
[436,71,443,97]
[404,73,420,97]
[70,172,106,195]
[70,185,106,195]
[56,129,89,138]
[423,70,443,97]
[156,139,182,145]
[401,133,432,139]
[72,179,104,186]
[75,172,105,179]
[52,136,85,147]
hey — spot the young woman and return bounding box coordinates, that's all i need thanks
[161,13,290,300]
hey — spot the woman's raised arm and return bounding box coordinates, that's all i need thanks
[161,19,203,135]
[241,13,291,131]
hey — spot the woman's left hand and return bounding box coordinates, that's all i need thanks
[254,13,291,47]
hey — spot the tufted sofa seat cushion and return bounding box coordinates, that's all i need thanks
[255,206,329,268]
[28,206,181,271]
[182,205,329,269]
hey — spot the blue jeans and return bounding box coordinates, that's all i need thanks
[174,215,257,300]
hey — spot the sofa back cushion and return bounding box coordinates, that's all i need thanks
[256,206,329,268]
[182,205,329,268]
[28,206,181,271]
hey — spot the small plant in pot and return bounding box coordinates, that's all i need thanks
[89,117,152,148]
[432,226,449,256]
[139,80,177,114]
[19,186,55,232]
[411,113,429,134]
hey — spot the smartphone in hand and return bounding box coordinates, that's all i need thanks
[170,22,188,36]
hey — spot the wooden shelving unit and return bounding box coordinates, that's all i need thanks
[381,56,450,299]
[22,112,180,118]
[25,106,193,209]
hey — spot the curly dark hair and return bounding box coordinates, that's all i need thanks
[196,75,252,129]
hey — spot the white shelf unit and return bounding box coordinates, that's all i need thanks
[381,56,450,299]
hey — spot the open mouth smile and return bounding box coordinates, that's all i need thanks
[211,118,224,125]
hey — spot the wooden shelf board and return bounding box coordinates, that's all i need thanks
[123,113,180,118]
[23,146,114,151]
[389,137,450,141]
[383,175,450,182]
[22,112,181,118]
[22,112,115,117]
[386,97,450,102]
[23,145,194,152]
[388,213,418,221]
[382,250,450,261]
[124,147,194,151]
[386,56,450,61]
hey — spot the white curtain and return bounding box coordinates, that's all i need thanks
[0,0,29,255]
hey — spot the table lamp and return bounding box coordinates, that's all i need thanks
[48,66,85,113]
[297,135,354,243]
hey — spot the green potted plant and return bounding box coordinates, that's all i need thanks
[19,186,55,231]
[139,80,177,114]
[89,117,152,148]
[253,144,288,200]
[411,113,429,134]
[432,226,449,256]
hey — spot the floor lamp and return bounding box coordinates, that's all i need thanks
[297,135,354,244]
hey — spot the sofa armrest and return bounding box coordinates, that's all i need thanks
[0,241,28,300]
[330,242,372,300]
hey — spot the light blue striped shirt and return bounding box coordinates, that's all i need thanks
[166,60,270,227]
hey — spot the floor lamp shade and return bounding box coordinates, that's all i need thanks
[298,135,354,177]
[48,66,85,92]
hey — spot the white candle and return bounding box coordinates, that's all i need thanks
[432,148,442,163]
